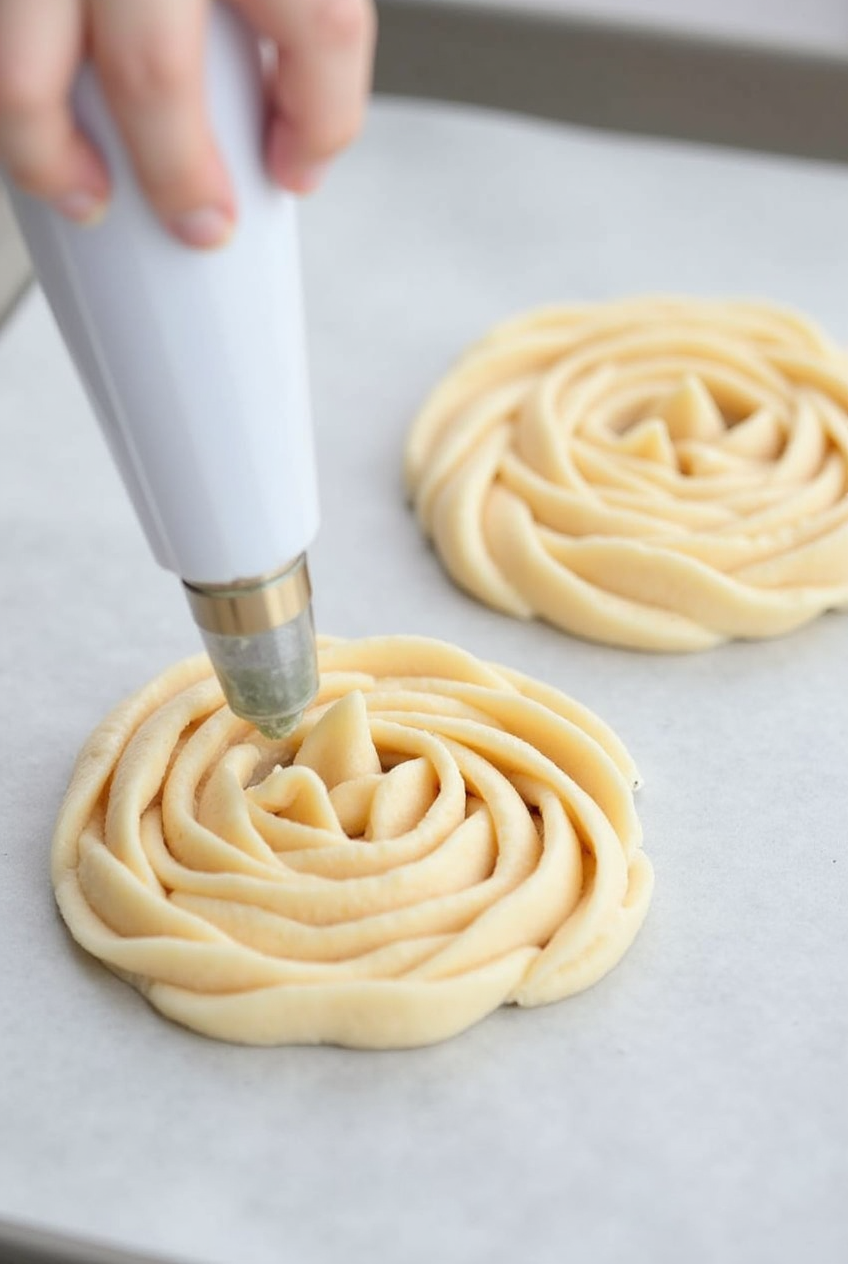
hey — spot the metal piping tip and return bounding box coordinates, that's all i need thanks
[184,556,319,737]
[253,710,305,741]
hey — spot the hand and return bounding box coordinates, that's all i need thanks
[0,0,376,247]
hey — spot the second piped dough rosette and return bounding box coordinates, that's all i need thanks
[406,297,848,649]
[52,636,652,1048]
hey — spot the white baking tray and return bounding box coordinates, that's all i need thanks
[1,9,847,1264]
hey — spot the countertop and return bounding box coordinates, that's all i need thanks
[1,97,847,1264]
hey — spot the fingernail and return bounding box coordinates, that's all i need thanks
[54,190,108,226]
[271,161,329,196]
[170,207,233,249]
[290,163,329,195]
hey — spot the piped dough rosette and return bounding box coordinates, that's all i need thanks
[405,298,848,650]
[52,636,652,1048]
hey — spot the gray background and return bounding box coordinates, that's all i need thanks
[386,0,848,49]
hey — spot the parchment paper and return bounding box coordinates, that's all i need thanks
[1,99,847,1264]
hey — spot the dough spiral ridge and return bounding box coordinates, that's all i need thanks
[52,636,652,1048]
[406,298,848,650]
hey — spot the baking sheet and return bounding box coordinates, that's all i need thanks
[1,98,847,1264]
[386,0,848,52]
[0,192,28,323]
[374,1,848,163]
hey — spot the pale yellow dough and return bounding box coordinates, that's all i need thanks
[405,298,848,650]
[52,636,652,1048]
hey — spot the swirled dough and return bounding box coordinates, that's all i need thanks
[406,298,848,650]
[52,636,652,1048]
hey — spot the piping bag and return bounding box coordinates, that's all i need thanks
[7,4,320,738]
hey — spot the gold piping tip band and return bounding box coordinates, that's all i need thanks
[183,555,312,638]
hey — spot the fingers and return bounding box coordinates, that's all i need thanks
[238,0,376,193]
[0,0,375,246]
[0,0,110,222]
[89,0,235,248]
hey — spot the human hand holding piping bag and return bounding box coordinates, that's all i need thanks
[1,0,377,735]
[0,0,377,247]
